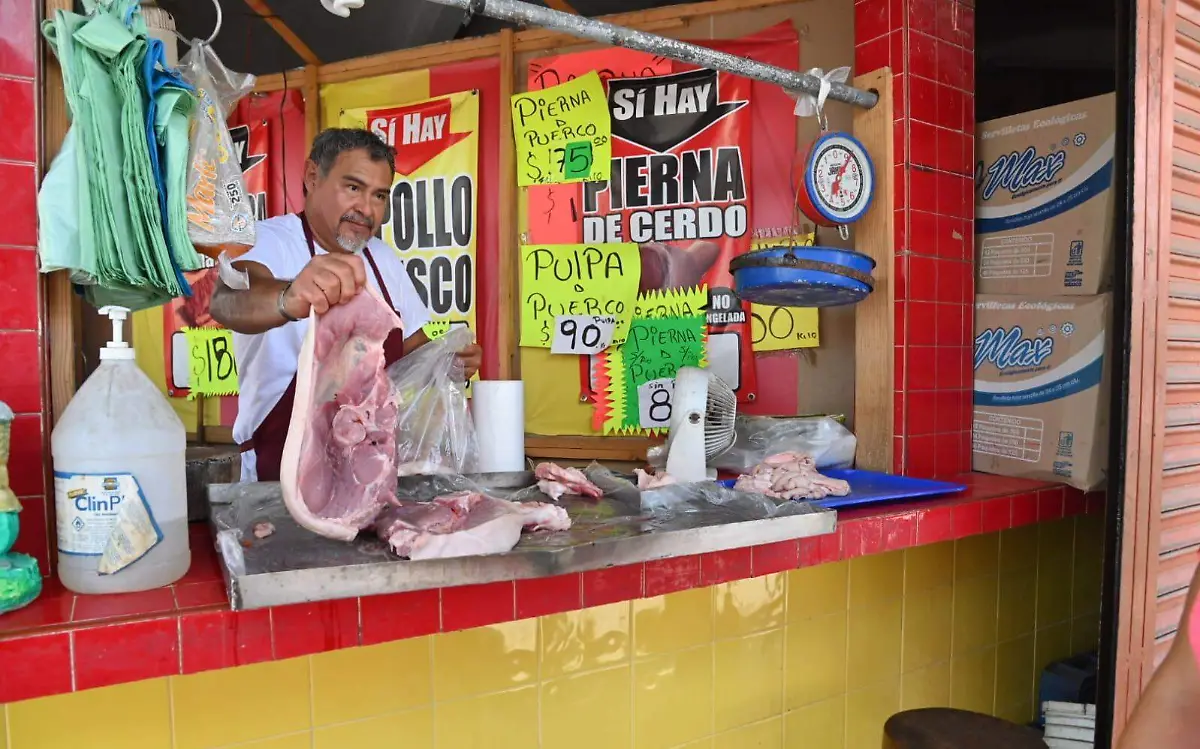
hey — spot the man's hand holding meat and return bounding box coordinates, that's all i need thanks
[281,252,368,318]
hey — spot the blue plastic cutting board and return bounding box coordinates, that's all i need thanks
[718,469,965,509]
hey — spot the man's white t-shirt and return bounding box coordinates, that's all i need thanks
[232,214,431,482]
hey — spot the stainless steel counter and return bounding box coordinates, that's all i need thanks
[208,472,837,611]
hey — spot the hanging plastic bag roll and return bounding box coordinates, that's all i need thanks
[471,381,525,473]
[178,41,257,248]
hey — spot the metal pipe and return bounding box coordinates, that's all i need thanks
[425,0,879,109]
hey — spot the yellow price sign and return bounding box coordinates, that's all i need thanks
[183,327,239,400]
[520,242,641,348]
[750,305,819,352]
[511,71,612,187]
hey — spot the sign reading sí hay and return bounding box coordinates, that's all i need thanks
[584,68,758,399]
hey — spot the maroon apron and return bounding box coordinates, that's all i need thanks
[239,212,407,481]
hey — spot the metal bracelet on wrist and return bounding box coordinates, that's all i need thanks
[278,282,300,323]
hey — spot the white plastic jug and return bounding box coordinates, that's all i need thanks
[51,306,190,593]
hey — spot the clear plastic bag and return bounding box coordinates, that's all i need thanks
[179,41,257,247]
[387,326,479,476]
[519,463,809,522]
[710,415,857,473]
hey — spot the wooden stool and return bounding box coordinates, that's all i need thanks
[883,708,1048,749]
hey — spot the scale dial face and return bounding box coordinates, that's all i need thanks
[805,134,874,224]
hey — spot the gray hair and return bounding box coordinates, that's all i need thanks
[308,128,396,176]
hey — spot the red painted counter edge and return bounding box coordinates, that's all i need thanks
[0,473,1100,703]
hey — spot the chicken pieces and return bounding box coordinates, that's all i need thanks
[534,462,604,501]
[733,451,850,501]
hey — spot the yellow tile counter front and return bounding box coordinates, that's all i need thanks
[0,515,1103,749]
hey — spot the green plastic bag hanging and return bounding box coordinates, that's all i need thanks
[36,126,89,278]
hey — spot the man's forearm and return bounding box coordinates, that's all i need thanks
[209,277,291,334]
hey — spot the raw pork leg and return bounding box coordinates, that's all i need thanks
[733,451,850,501]
[374,491,571,560]
[280,287,401,541]
[534,462,603,501]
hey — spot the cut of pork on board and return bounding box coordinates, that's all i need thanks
[374,491,571,560]
[534,462,603,501]
[279,287,401,541]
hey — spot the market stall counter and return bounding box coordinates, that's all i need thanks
[209,472,837,611]
[0,471,1100,704]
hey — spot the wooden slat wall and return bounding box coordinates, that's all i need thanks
[1155,0,1200,654]
[1117,0,1200,733]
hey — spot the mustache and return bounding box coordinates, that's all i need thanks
[340,211,374,229]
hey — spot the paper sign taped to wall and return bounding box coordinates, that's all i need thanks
[520,243,640,348]
[616,314,708,432]
[183,327,239,399]
[511,71,612,187]
[590,286,707,433]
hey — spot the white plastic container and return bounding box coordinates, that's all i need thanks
[51,306,190,593]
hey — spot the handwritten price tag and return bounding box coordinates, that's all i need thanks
[183,327,239,399]
[551,315,617,355]
[637,378,675,429]
[750,305,820,352]
[520,243,640,348]
[511,71,612,187]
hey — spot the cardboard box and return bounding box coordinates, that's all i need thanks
[972,294,1110,491]
[975,94,1115,295]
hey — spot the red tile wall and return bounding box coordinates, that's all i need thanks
[0,0,48,574]
[855,0,976,479]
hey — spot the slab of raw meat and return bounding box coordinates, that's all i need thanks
[374,491,571,560]
[280,287,401,541]
[534,462,603,501]
[635,468,678,490]
[733,451,850,501]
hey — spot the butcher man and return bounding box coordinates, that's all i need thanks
[210,128,482,482]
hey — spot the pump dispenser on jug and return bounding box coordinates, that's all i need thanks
[51,306,190,593]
